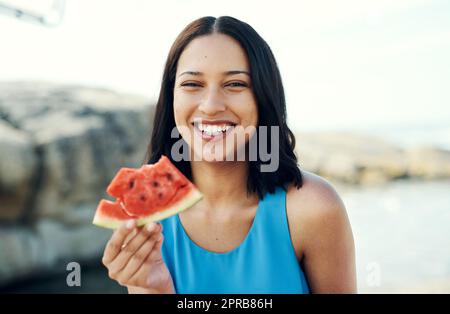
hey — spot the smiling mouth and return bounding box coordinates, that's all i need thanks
[191,121,237,139]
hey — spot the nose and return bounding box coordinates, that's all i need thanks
[198,87,226,115]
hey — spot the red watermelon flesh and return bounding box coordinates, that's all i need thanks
[93,155,202,229]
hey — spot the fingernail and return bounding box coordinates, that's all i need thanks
[147,223,156,232]
[126,220,135,229]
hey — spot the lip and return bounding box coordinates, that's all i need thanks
[191,118,237,126]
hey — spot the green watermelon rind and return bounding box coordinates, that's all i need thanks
[92,188,203,229]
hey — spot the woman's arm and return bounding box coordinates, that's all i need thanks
[127,286,174,294]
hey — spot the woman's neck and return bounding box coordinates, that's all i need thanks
[190,160,255,213]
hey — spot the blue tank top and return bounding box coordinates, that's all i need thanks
[159,186,310,294]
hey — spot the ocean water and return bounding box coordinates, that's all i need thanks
[338,179,450,293]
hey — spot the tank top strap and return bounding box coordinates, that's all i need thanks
[251,186,295,252]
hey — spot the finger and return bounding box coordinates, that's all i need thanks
[130,236,165,288]
[123,228,138,247]
[116,232,162,284]
[108,223,161,275]
[146,234,164,263]
[102,219,136,265]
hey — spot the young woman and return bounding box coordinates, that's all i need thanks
[102,16,356,294]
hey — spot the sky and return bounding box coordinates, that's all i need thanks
[0,0,449,131]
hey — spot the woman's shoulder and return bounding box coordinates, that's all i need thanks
[285,170,349,259]
[286,170,346,219]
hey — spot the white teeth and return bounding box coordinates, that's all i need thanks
[196,123,234,136]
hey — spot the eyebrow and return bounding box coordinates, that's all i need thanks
[178,70,250,78]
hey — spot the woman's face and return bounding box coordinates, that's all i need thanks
[173,33,258,162]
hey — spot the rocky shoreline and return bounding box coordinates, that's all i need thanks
[295,131,450,185]
[0,82,155,286]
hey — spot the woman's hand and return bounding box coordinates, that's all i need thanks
[102,220,175,294]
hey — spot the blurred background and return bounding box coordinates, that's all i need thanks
[0,0,449,293]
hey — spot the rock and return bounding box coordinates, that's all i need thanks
[0,211,112,286]
[0,81,156,286]
[0,120,37,221]
[0,81,155,221]
[406,147,450,179]
[295,131,450,184]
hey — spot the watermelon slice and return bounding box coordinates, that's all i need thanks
[93,155,202,229]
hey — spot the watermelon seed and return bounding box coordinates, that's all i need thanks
[129,181,135,189]
[140,194,147,201]
[152,181,159,187]
[158,192,163,199]
[166,173,173,181]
